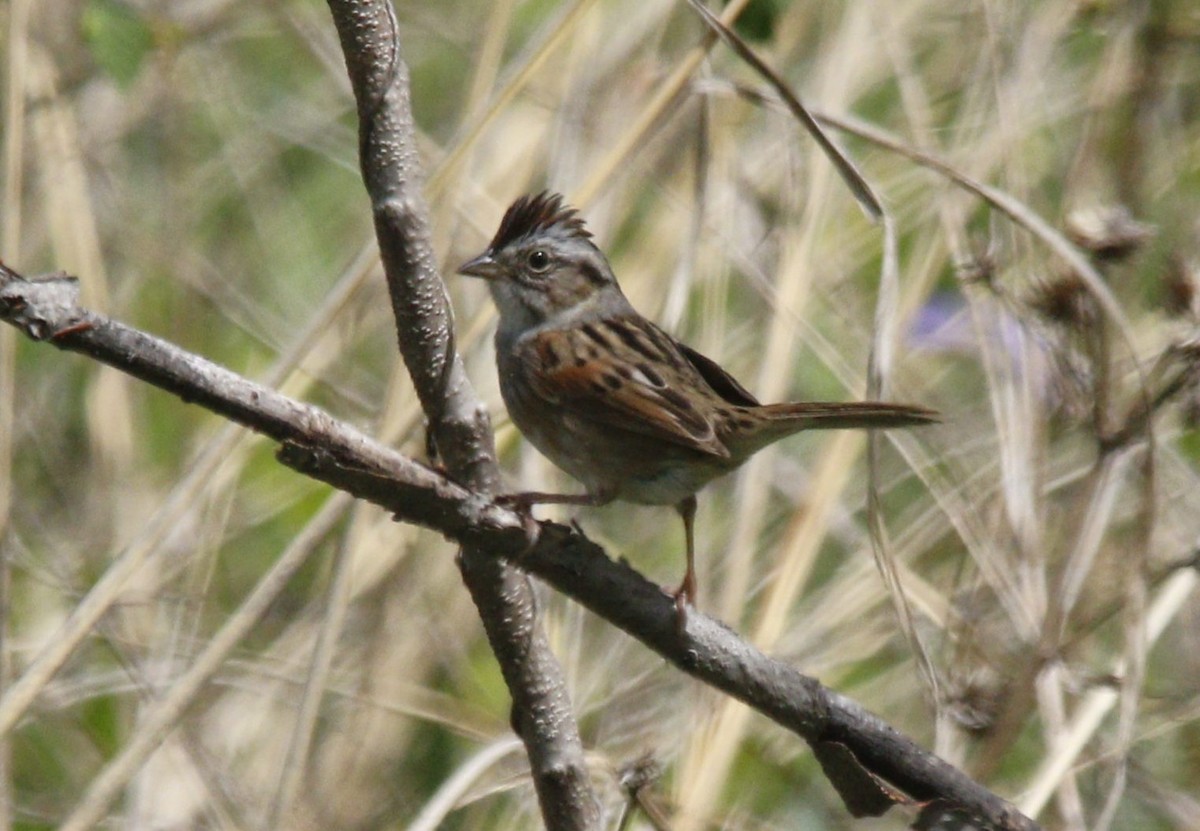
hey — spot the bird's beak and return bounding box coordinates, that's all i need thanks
[457,251,502,280]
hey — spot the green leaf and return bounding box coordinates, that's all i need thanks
[82,0,154,88]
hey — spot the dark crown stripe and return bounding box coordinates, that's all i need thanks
[488,191,593,252]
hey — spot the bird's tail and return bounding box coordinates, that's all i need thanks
[734,401,937,454]
[762,401,938,430]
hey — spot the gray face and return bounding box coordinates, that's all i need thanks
[496,236,612,317]
[458,190,641,339]
[461,231,623,335]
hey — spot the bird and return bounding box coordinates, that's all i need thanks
[459,191,936,616]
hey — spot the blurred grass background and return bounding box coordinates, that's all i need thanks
[3,0,1200,828]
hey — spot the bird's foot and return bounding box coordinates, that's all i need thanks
[495,494,541,559]
[670,576,696,634]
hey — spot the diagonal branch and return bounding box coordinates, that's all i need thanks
[0,262,1039,830]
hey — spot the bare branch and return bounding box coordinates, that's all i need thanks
[0,262,1039,830]
[323,1,601,827]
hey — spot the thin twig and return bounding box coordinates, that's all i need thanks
[56,496,349,831]
[266,532,355,829]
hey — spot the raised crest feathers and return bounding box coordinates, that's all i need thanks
[488,191,592,252]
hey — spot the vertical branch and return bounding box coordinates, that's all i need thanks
[0,1,31,826]
[323,1,600,827]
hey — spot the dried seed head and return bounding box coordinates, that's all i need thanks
[1182,394,1200,431]
[1161,256,1198,319]
[946,674,1006,734]
[957,253,996,287]
[1065,204,1155,262]
[1171,339,1200,429]
[956,236,1000,287]
[618,752,662,793]
[1028,274,1098,328]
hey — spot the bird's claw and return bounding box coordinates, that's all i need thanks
[495,494,541,559]
[670,578,695,634]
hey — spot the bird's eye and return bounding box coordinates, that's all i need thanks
[526,249,551,273]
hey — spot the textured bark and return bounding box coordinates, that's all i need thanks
[323,1,601,827]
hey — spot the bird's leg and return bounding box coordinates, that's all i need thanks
[672,495,699,625]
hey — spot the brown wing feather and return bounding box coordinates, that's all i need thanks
[676,342,760,406]
[518,326,731,458]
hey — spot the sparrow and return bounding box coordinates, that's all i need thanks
[460,192,936,614]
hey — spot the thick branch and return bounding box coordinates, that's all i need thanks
[322,1,600,827]
[0,263,1039,830]
[325,0,487,484]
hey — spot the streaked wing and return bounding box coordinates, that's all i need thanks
[517,318,731,458]
[676,342,760,406]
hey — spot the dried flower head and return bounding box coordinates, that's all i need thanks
[956,252,997,287]
[1182,393,1200,431]
[1065,204,1155,262]
[1161,256,1198,319]
[1028,274,1099,328]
